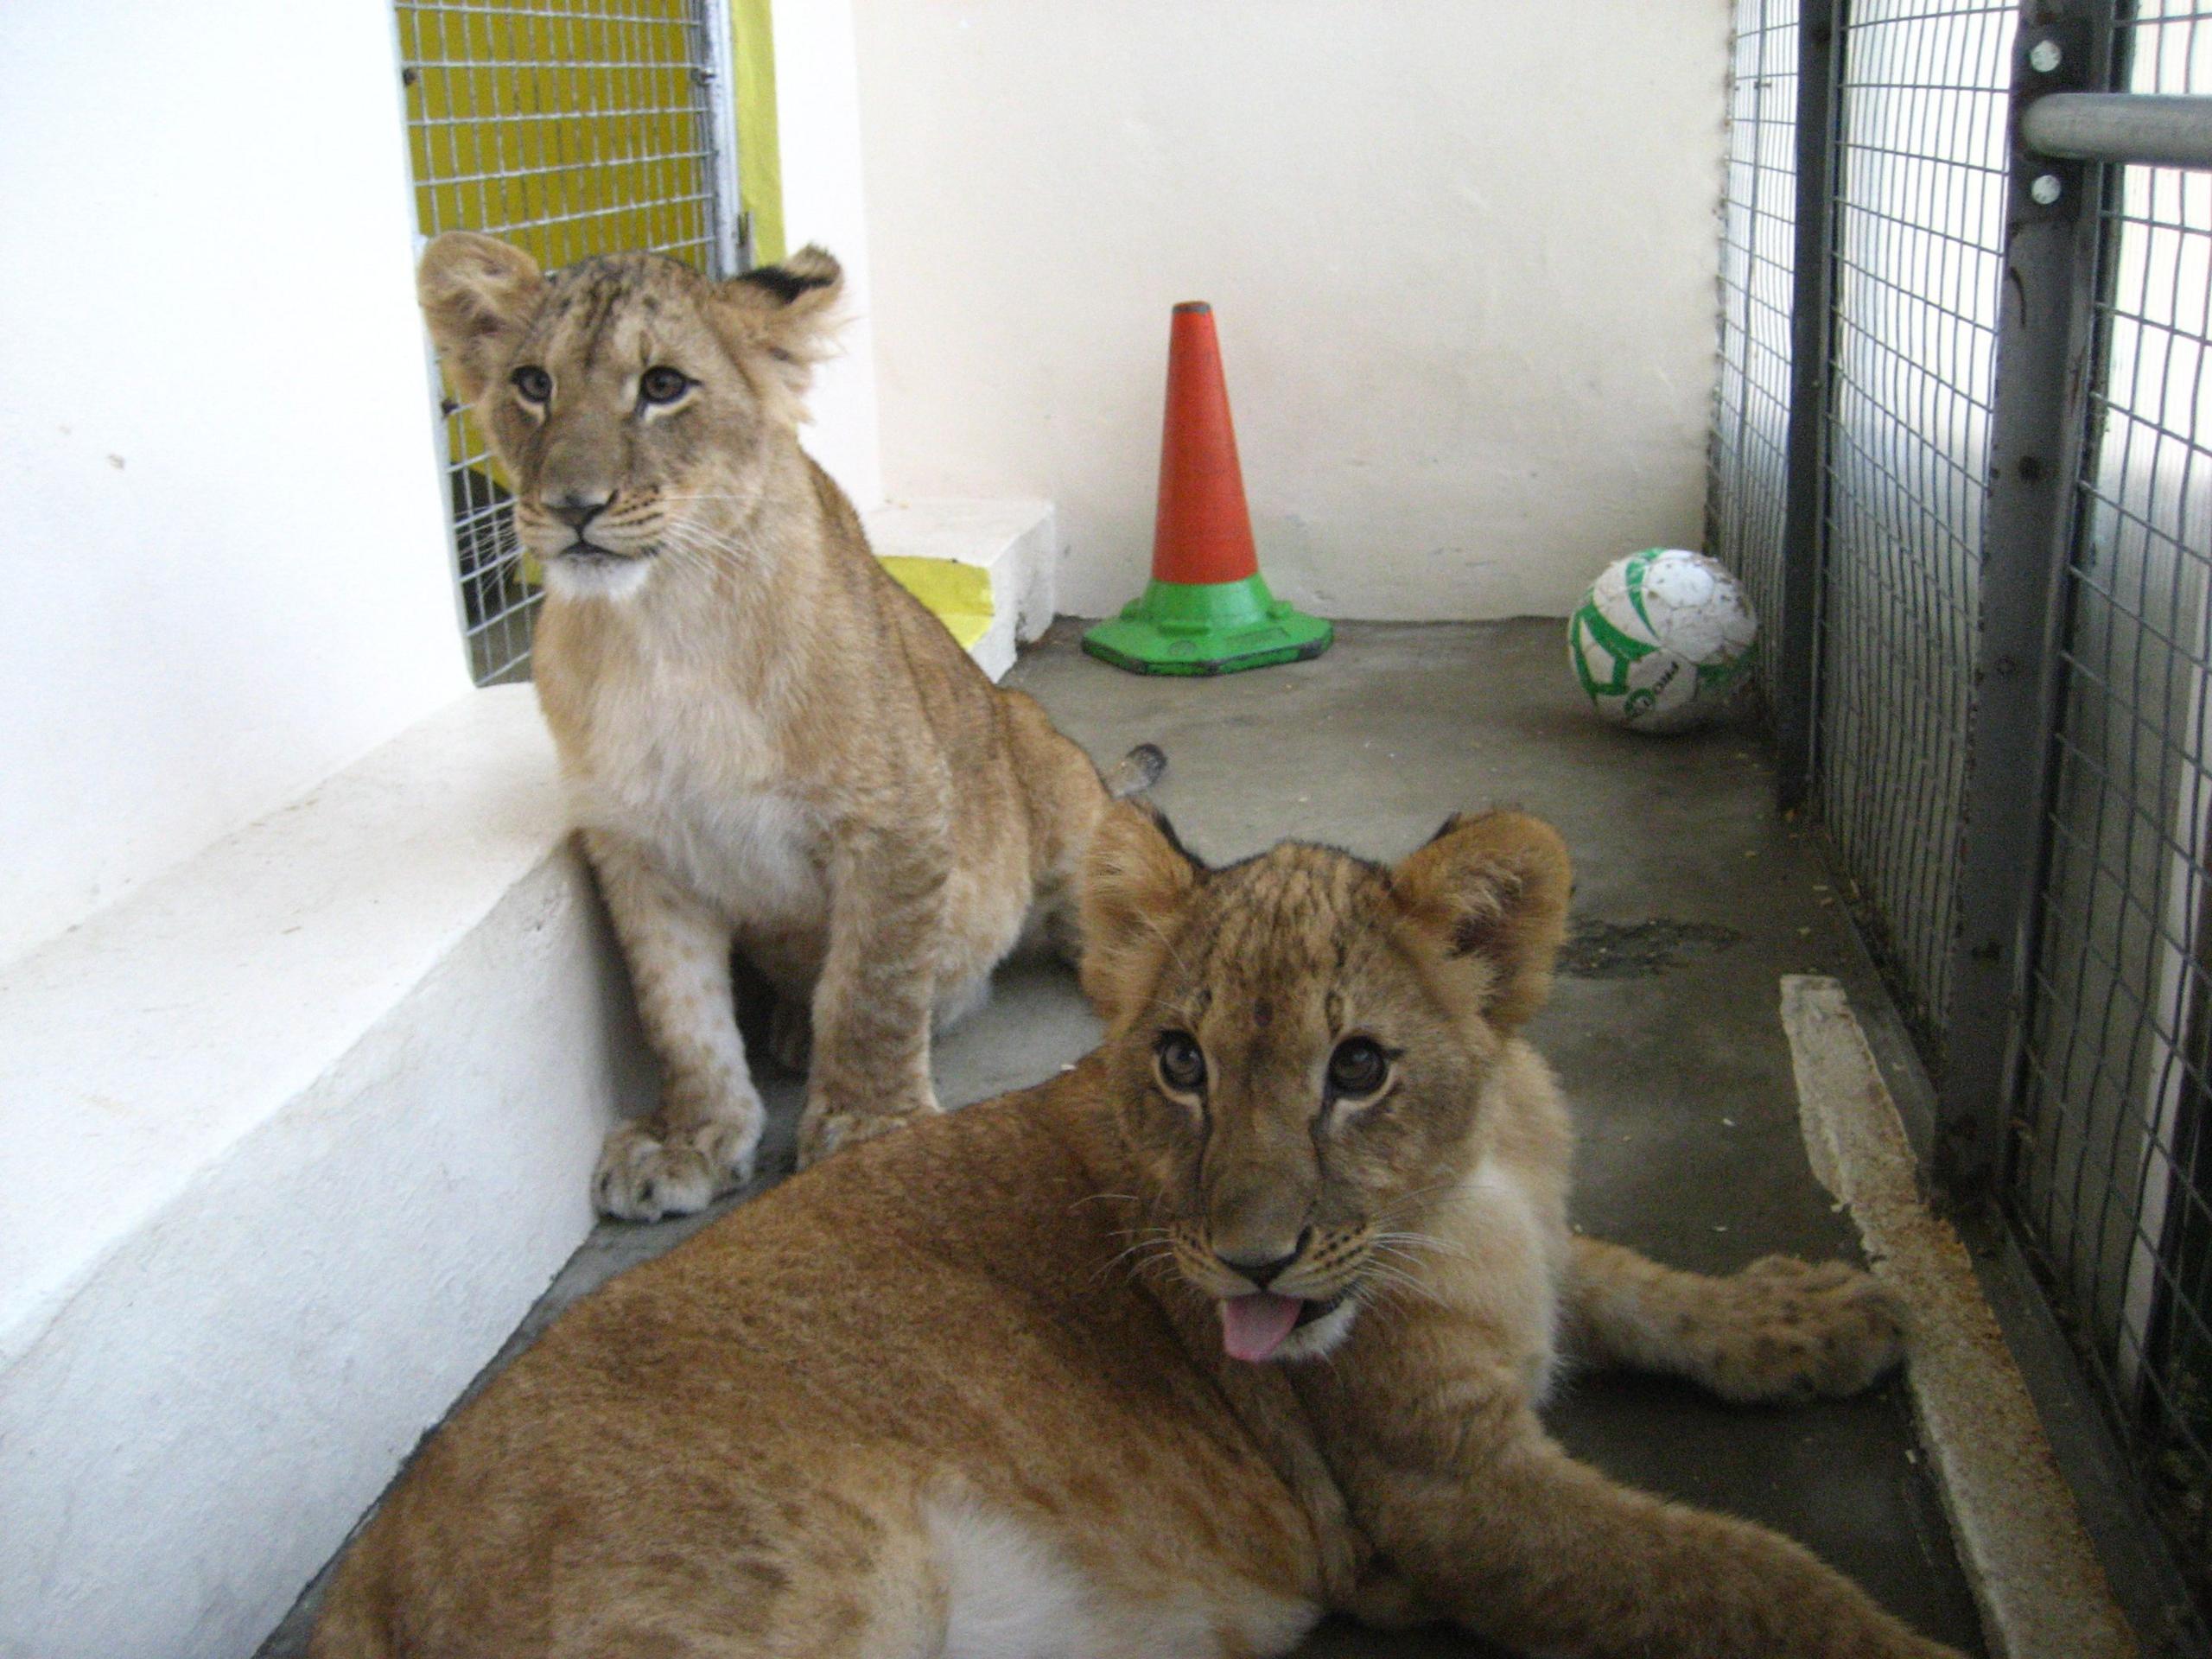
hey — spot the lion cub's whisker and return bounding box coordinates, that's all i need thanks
[1069,1191,1144,1211]
[1370,1229,1467,1262]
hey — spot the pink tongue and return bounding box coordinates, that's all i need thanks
[1219,1293,1304,1363]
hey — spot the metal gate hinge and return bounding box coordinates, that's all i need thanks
[2010,19,2095,225]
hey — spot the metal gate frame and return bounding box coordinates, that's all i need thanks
[1750,1,2212,1640]
[1936,6,2115,1205]
[1774,0,2212,1201]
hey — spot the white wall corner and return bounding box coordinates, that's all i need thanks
[773,0,886,512]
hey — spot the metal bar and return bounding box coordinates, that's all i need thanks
[1775,0,1844,810]
[698,0,745,276]
[2024,91,2212,169]
[1936,3,2113,1205]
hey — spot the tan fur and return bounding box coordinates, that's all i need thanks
[311,807,1961,1658]
[417,234,1148,1217]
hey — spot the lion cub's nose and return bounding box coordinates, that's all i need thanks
[1215,1229,1313,1289]
[550,492,611,530]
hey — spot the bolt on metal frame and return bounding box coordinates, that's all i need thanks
[1710,0,2212,1637]
[392,0,744,685]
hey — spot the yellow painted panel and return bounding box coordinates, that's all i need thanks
[397,0,711,273]
[734,0,785,264]
[880,557,995,651]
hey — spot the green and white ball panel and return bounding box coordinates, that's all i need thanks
[1568,548,1758,733]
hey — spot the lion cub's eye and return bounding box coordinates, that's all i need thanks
[639,366,691,405]
[511,365,553,403]
[1326,1037,1390,1099]
[1154,1030,1207,1096]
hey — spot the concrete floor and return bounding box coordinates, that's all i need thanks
[262,620,1986,1657]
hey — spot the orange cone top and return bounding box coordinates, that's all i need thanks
[1150,302,1261,588]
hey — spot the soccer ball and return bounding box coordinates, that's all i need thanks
[1567,549,1758,733]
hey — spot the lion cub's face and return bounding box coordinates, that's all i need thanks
[416,234,842,601]
[1078,806,1570,1363]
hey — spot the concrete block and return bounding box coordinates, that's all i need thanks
[865,498,1058,681]
[0,686,652,1659]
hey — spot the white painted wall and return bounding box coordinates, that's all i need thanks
[851,1,1732,620]
[0,1,467,965]
[775,0,887,509]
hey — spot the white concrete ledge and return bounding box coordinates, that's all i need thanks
[0,686,652,1659]
[1782,976,2135,1659]
[866,497,1059,680]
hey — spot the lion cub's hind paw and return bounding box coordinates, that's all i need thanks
[594,1119,758,1223]
[1705,1255,1908,1405]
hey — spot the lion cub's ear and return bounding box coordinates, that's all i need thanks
[416,232,545,406]
[1078,800,1204,1022]
[1389,810,1572,1032]
[715,246,846,409]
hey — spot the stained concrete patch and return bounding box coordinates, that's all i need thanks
[1558,916,1743,978]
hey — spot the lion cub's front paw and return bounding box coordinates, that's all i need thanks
[794,1099,938,1171]
[593,1118,758,1223]
[1702,1255,1907,1404]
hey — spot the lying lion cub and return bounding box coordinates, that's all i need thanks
[417,235,1157,1217]
[313,804,1959,1658]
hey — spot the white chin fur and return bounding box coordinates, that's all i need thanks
[539,551,658,601]
[1272,1299,1359,1362]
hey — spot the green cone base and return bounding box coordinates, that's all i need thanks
[1082,575,1333,677]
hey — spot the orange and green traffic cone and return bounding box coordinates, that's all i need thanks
[1083,302,1332,676]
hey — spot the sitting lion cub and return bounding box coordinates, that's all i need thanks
[312,805,1961,1659]
[416,234,1158,1218]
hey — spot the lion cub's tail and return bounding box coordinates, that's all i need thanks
[1103,742,1167,799]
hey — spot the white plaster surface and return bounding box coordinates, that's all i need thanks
[0,0,468,964]
[868,498,1058,679]
[776,0,887,511]
[0,687,652,1659]
[850,0,1732,621]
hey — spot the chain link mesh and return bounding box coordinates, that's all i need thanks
[1709,0,1802,714]
[1818,0,2016,1052]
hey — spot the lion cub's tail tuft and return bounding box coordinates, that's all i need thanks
[1103,743,1167,799]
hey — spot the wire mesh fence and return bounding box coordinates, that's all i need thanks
[1817,0,2016,1052]
[1709,0,2212,1635]
[1708,0,1801,715]
[393,0,734,683]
